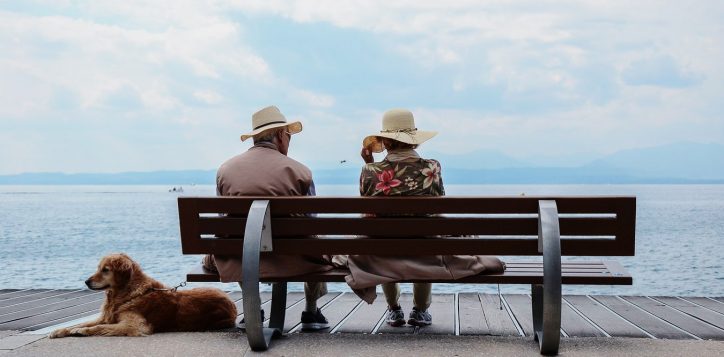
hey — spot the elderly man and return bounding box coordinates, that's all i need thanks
[203,105,333,331]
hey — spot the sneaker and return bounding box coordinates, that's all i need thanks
[386,306,405,327]
[301,308,330,331]
[407,307,432,326]
[238,309,265,330]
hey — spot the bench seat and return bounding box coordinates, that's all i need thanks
[187,260,631,285]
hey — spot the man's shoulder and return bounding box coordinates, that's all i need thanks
[219,149,312,177]
[285,156,311,173]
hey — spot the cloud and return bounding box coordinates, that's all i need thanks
[622,55,701,88]
[0,1,722,174]
[193,90,223,105]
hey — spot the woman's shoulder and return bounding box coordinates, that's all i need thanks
[421,158,442,168]
[362,160,392,171]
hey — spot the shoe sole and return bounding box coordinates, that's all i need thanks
[407,319,432,327]
[301,323,330,331]
[387,319,405,327]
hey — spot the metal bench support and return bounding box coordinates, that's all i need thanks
[532,200,562,355]
[241,200,283,351]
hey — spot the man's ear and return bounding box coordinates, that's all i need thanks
[275,129,285,141]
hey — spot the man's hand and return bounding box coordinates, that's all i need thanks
[360,147,374,164]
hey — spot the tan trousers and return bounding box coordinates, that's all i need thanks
[382,282,432,311]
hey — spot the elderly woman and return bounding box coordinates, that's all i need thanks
[345,109,505,328]
[359,109,442,327]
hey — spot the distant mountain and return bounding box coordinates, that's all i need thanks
[1,142,722,184]
[0,170,216,185]
[585,142,724,180]
[425,150,529,169]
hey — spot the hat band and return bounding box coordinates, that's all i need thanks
[254,121,287,130]
[381,128,417,133]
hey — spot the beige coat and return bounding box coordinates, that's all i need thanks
[206,142,334,282]
[342,254,505,304]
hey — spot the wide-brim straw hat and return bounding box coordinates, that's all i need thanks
[362,108,437,153]
[240,105,303,141]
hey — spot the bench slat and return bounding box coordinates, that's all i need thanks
[186,261,632,285]
[184,196,635,215]
[198,216,622,237]
[182,236,628,256]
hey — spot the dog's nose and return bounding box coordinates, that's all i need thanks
[85,279,92,288]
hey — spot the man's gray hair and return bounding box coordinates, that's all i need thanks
[253,127,284,144]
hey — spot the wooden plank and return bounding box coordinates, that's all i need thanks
[652,297,724,332]
[0,292,104,324]
[560,296,606,337]
[235,292,273,323]
[185,196,635,215]
[250,266,631,285]
[681,297,724,315]
[186,265,222,283]
[2,296,105,331]
[0,290,58,306]
[184,235,633,257]
[199,216,621,237]
[308,293,361,334]
[22,310,101,331]
[376,294,415,335]
[0,289,41,300]
[622,296,724,340]
[459,293,489,335]
[336,293,387,334]
[564,295,648,338]
[226,291,243,302]
[0,290,90,315]
[0,290,23,298]
[602,261,632,280]
[479,294,519,336]
[284,292,340,333]
[418,294,455,335]
[592,296,692,339]
[502,294,534,337]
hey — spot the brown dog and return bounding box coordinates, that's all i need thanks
[49,253,237,338]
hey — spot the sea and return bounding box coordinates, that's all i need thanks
[1,184,722,297]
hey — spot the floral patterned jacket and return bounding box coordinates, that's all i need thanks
[359,158,445,196]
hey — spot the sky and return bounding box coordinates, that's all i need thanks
[0,0,722,174]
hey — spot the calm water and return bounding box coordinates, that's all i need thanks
[0,184,722,296]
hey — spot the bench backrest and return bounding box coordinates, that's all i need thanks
[178,196,635,257]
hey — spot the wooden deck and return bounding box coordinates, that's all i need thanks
[1,289,723,340]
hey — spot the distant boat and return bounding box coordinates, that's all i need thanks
[169,186,184,193]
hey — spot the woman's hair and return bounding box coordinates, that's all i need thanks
[381,137,418,150]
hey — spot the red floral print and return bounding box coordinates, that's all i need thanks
[375,169,402,195]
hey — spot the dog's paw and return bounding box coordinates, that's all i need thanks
[49,328,70,339]
[69,327,90,336]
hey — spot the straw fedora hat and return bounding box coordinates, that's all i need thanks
[240,105,303,141]
[362,109,437,153]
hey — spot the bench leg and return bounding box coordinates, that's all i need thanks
[533,200,562,355]
[241,200,281,351]
[531,284,560,355]
[269,282,288,331]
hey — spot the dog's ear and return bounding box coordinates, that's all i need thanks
[109,254,136,288]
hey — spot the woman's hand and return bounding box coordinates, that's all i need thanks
[360,147,374,164]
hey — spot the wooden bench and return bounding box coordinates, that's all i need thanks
[178,196,635,355]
